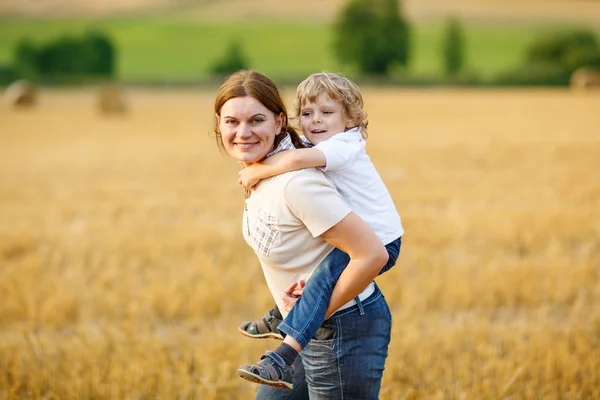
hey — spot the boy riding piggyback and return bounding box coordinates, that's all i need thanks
[237,72,404,390]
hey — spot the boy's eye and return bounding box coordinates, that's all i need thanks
[301,111,311,117]
[323,110,333,115]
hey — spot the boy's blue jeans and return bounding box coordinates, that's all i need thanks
[277,236,401,349]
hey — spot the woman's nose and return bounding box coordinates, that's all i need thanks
[237,123,252,137]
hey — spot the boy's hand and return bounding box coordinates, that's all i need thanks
[237,151,291,190]
[238,165,263,190]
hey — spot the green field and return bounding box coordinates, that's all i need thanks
[0,17,592,82]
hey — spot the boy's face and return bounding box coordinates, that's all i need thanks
[300,93,354,145]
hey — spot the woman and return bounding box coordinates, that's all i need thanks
[214,70,392,399]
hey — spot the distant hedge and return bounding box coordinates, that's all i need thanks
[12,31,116,80]
[496,28,600,86]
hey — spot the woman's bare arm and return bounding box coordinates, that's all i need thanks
[320,212,388,318]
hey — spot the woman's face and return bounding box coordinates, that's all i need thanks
[218,96,282,165]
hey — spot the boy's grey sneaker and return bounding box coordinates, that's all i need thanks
[238,307,284,340]
[237,350,294,390]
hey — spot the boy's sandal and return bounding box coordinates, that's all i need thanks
[238,308,283,340]
[237,351,294,390]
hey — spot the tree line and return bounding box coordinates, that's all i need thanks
[219,0,600,86]
[11,31,116,82]
[4,0,600,86]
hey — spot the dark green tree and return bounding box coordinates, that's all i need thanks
[442,16,465,77]
[81,31,116,76]
[496,28,600,86]
[37,35,84,75]
[13,38,40,78]
[210,40,250,76]
[526,29,600,74]
[334,0,411,76]
[11,31,116,80]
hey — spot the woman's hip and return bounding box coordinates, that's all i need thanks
[301,286,392,399]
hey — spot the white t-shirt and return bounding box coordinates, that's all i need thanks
[243,168,354,318]
[313,128,404,244]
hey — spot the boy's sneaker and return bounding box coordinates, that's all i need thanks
[238,350,294,390]
[238,306,284,340]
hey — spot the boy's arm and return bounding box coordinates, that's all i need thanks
[238,148,326,189]
[314,137,362,172]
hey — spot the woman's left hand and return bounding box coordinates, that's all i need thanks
[280,280,305,312]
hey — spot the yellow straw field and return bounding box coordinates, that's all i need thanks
[0,87,599,399]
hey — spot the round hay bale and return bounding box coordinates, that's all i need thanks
[570,67,600,91]
[97,84,128,115]
[4,79,37,107]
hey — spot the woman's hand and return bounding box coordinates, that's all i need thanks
[280,280,305,312]
[320,212,389,318]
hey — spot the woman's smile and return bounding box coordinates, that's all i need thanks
[236,141,259,149]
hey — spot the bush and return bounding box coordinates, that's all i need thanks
[333,0,411,76]
[13,38,39,79]
[0,64,16,85]
[442,17,465,77]
[528,30,600,72]
[210,40,249,77]
[12,31,116,80]
[81,31,116,76]
[495,61,572,86]
[526,29,600,75]
[495,28,600,86]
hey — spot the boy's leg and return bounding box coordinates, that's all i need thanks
[238,237,400,342]
[277,248,351,349]
[238,248,350,390]
[378,236,402,275]
[238,304,284,340]
[254,354,308,400]
[238,242,395,390]
[279,237,401,348]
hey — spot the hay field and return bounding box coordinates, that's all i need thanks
[0,87,599,399]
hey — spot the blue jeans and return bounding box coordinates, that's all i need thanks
[278,237,401,348]
[255,285,392,399]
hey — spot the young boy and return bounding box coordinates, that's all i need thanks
[237,72,404,389]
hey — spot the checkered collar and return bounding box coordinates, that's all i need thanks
[266,133,294,158]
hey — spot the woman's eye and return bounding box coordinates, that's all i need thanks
[252,118,265,124]
[225,120,237,125]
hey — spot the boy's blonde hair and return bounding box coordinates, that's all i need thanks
[294,72,369,138]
